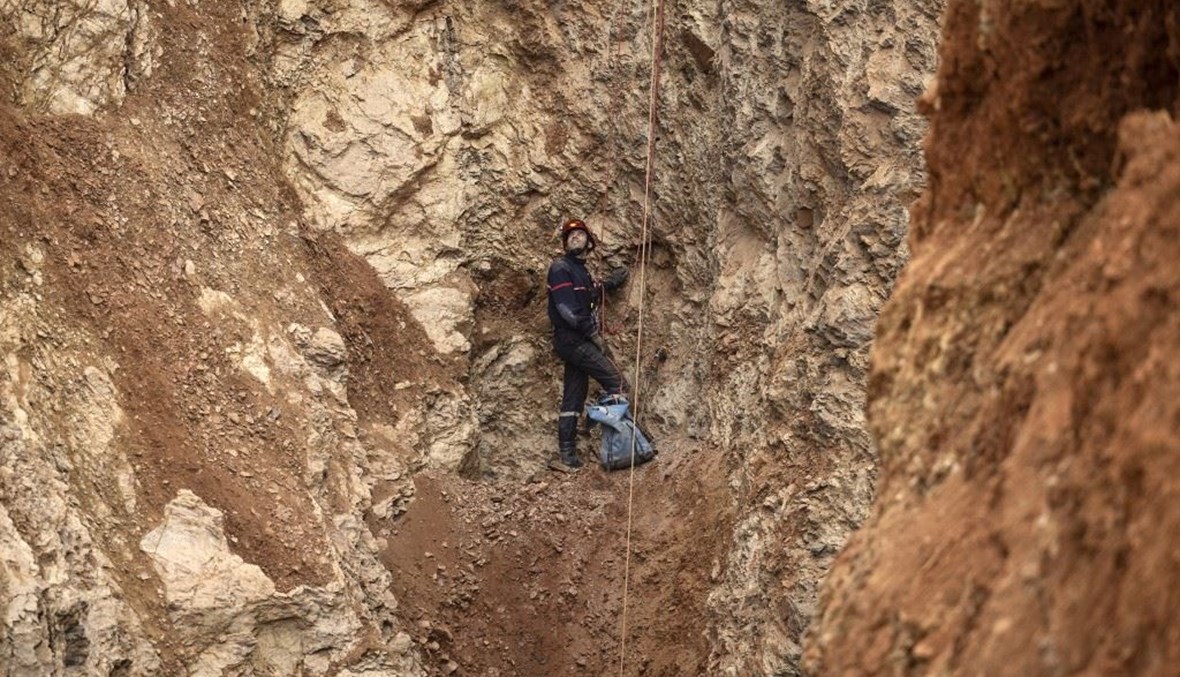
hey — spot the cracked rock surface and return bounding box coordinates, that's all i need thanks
[0,0,945,673]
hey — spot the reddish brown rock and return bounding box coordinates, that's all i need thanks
[808,1,1180,674]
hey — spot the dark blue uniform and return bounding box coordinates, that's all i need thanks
[546,253,599,346]
[547,253,627,454]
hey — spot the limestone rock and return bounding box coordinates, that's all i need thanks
[140,490,276,614]
[0,347,162,675]
[700,0,942,671]
[0,0,158,114]
[403,286,474,356]
[289,323,349,369]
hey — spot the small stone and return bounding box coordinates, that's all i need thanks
[391,632,413,652]
[912,638,936,660]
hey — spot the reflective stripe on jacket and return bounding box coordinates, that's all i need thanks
[547,253,598,346]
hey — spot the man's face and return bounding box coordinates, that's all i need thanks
[565,229,589,253]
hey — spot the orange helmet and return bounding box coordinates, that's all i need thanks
[560,218,596,250]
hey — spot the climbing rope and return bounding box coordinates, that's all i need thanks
[592,0,631,339]
[618,0,666,673]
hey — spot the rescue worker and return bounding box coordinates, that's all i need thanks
[546,218,629,472]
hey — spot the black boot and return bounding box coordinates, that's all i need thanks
[549,419,584,473]
[559,441,583,469]
[548,441,583,473]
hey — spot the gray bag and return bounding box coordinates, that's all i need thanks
[585,395,656,471]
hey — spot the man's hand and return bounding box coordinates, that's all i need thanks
[602,267,629,292]
[589,333,607,353]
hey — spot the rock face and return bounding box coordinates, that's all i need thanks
[0,0,429,672]
[809,1,1180,674]
[141,491,277,618]
[0,0,158,114]
[1,377,160,675]
[0,0,944,675]
[266,11,940,670]
[270,1,943,666]
[139,491,420,677]
[700,1,941,672]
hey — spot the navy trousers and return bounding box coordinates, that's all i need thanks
[555,339,628,447]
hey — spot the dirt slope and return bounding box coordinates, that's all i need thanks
[808,1,1180,674]
[375,445,732,676]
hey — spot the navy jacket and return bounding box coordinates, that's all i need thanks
[547,253,599,347]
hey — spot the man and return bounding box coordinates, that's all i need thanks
[546,218,629,472]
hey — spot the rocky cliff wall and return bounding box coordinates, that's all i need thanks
[701,1,940,672]
[809,1,1180,674]
[0,0,941,673]
[257,0,711,479]
[0,1,432,673]
[257,1,942,670]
